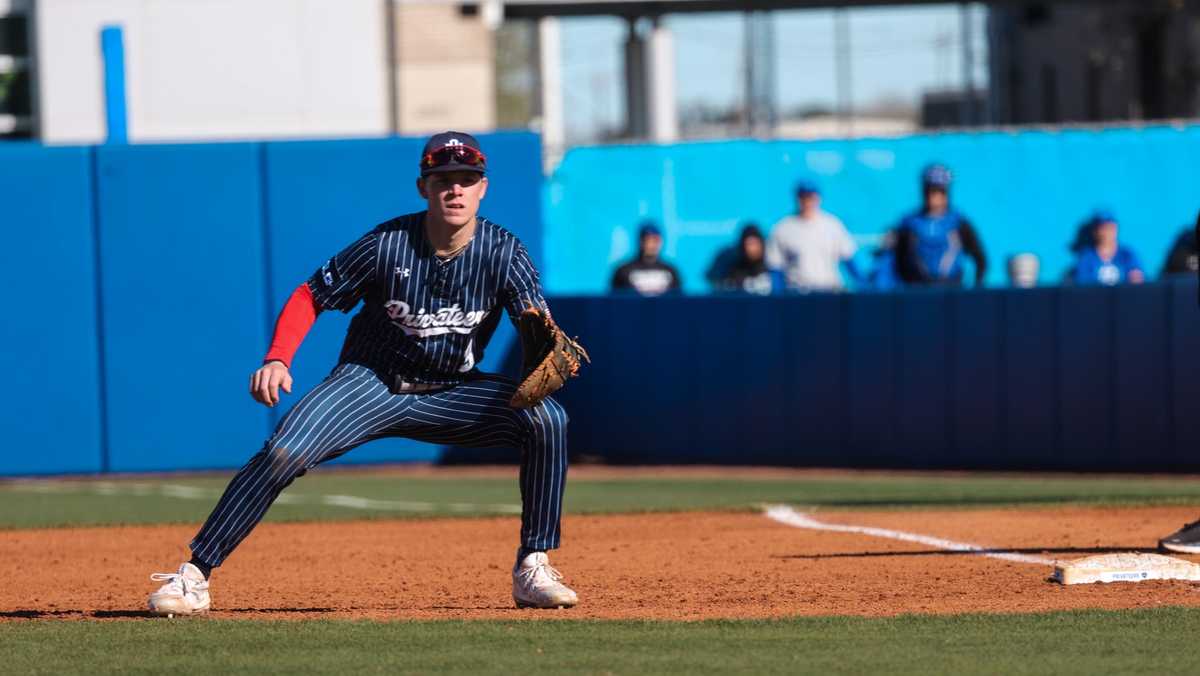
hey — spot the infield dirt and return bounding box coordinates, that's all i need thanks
[4,505,1200,621]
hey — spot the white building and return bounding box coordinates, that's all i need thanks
[4,0,497,144]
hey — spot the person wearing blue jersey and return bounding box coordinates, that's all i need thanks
[146,132,584,616]
[1067,211,1145,286]
[894,164,988,287]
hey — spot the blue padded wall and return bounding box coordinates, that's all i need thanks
[95,143,271,472]
[1000,289,1057,466]
[895,291,951,466]
[1112,284,1170,468]
[779,295,845,466]
[0,145,104,474]
[845,293,897,464]
[949,290,1003,466]
[1170,278,1200,465]
[1055,286,1114,467]
[547,281,1200,471]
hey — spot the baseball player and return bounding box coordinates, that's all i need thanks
[146,132,588,616]
[1156,209,1200,553]
[894,164,988,287]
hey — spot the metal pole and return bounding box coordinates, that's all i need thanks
[743,11,754,135]
[834,8,853,135]
[960,2,974,125]
[537,17,565,171]
[763,11,777,135]
[384,0,399,135]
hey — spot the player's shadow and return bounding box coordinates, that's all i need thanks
[0,609,153,619]
[775,546,1160,560]
[0,606,343,619]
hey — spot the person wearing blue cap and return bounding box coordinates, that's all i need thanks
[765,180,861,291]
[894,164,988,287]
[1068,210,1145,286]
[611,221,683,296]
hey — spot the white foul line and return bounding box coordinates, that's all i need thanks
[764,504,1056,566]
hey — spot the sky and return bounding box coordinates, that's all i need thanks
[558,3,989,143]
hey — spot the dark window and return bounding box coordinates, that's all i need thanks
[1086,58,1103,122]
[1041,64,1059,123]
[0,69,29,115]
[1137,15,1168,120]
[0,17,27,53]
[0,14,30,139]
[1008,66,1024,124]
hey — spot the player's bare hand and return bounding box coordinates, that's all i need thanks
[250,361,293,407]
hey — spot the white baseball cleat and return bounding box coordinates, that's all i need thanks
[148,563,211,617]
[512,551,578,609]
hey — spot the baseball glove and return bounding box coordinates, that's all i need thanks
[510,307,590,409]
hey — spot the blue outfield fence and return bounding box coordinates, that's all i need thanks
[546,280,1200,471]
[543,124,1200,294]
[0,133,543,475]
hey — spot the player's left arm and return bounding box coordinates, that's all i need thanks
[502,239,550,320]
[958,218,988,286]
[502,238,589,408]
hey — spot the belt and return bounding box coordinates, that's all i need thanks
[393,378,449,394]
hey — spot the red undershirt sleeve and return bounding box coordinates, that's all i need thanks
[264,283,323,368]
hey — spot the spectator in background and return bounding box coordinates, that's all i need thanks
[1068,210,1144,286]
[894,164,987,287]
[611,222,683,296]
[717,224,784,295]
[866,230,903,291]
[766,180,861,291]
[704,240,740,289]
[1006,253,1041,288]
[1160,213,1199,278]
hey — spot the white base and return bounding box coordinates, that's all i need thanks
[1053,553,1200,585]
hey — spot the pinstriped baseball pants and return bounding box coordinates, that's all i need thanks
[189,363,568,567]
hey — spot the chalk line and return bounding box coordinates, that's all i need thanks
[763,504,1056,566]
[4,480,521,515]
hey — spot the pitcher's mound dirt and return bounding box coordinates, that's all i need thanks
[4,505,1200,621]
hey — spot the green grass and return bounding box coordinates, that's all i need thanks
[4,471,1200,529]
[5,608,1200,675]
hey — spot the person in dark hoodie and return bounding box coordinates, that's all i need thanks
[717,224,784,295]
[1160,212,1199,278]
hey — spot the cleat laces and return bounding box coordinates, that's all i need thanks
[517,560,565,589]
[150,570,208,598]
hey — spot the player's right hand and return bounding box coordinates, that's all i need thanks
[250,361,293,407]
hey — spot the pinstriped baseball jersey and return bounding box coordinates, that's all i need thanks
[308,212,547,386]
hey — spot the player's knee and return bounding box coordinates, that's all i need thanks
[264,441,307,478]
[526,397,569,436]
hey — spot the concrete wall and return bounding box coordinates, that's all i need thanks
[394,2,495,134]
[34,0,391,143]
